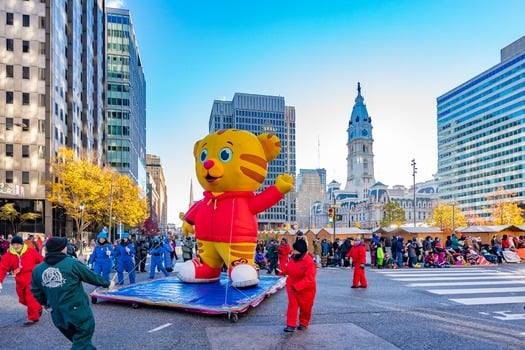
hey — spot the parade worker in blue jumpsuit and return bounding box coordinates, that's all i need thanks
[115,232,136,285]
[148,238,169,279]
[88,231,114,280]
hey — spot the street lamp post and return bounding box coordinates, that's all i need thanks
[411,159,417,228]
[79,203,85,256]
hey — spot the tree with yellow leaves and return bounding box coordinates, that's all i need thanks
[430,203,467,233]
[47,147,148,240]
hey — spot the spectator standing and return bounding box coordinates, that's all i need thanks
[31,237,114,349]
[265,239,279,275]
[282,239,316,332]
[0,235,43,326]
[320,238,331,267]
[135,238,148,272]
[181,237,194,262]
[312,237,321,267]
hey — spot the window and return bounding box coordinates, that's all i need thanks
[38,120,45,133]
[22,40,30,53]
[6,144,14,157]
[6,13,13,25]
[6,38,14,51]
[22,172,30,185]
[38,145,44,159]
[22,119,30,131]
[6,91,13,104]
[39,94,45,106]
[22,93,30,105]
[39,68,45,80]
[6,118,13,130]
[22,66,30,79]
[5,171,13,184]
[6,65,14,78]
[39,42,45,55]
[23,15,30,27]
[22,145,30,158]
[39,16,45,29]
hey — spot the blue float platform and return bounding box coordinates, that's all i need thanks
[89,273,286,316]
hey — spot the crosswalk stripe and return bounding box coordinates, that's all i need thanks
[376,267,525,305]
[380,272,514,278]
[428,287,525,294]
[450,296,525,305]
[392,275,524,281]
[408,280,525,287]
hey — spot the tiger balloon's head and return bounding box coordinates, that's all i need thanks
[194,129,281,192]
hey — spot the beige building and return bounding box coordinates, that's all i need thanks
[146,154,168,231]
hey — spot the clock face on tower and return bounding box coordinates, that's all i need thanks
[362,129,368,137]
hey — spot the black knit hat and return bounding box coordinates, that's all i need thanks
[46,237,68,253]
[293,239,308,254]
[11,235,24,245]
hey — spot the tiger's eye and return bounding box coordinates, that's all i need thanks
[219,147,233,162]
[199,149,208,163]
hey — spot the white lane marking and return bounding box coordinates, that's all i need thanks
[449,296,525,305]
[408,280,525,287]
[394,275,524,281]
[148,323,173,333]
[428,287,525,295]
[374,268,496,274]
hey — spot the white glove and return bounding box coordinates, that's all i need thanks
[88,263,93,270]
[0,282,3,291]
[44,305,52,313]
[125,247,130,254]
[106,249,111,257]
[108,280,116,291]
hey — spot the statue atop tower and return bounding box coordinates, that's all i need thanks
[345,82,375,199]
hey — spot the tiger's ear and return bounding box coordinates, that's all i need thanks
[258,133,281,162]
[193,139,202,158]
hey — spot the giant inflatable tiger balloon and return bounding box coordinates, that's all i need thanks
[177,129,294,288]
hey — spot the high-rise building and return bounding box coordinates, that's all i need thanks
[1,0,106,235]
[209,93,296,230]
[296,168,326,229]
[146,154,167,230]
[106,8,147,192]
[437,35,525,222]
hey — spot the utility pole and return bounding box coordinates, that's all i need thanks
[411,159,417,228]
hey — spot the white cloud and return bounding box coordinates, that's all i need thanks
[106,0,126,9]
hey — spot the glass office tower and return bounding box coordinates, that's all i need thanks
[106,8,147,191]
[437,36,525,222]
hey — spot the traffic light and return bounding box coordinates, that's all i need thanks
[328,207,334,221]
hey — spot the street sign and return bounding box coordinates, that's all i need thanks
[335,214,343,221]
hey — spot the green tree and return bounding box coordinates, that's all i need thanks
[431,203,467,233]
[380,201,405,228]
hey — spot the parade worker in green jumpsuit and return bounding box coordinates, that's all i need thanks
[31,237,114,350]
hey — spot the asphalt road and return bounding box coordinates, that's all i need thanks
[1,262,524,350]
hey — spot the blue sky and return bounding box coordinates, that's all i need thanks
[107,0,525,223]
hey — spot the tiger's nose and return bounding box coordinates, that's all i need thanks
[203,159,214,170]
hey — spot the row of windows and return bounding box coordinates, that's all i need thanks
[107,97,130,106]
[5,144,28,157]
[108,125,130,136]
[107,111,130,119]
[438,62,525,117]
[440,164,524,187]
[3,171,31,185]
[438,53,525,107]
[5,118,30,131]
[5,38,31,52]
[5,65,46,80]
[439,79,525,125]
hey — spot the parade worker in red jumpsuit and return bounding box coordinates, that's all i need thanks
[277,238,291,275]
[347,236,368,288]
[0,235,43,326]
[282,239,317,332]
